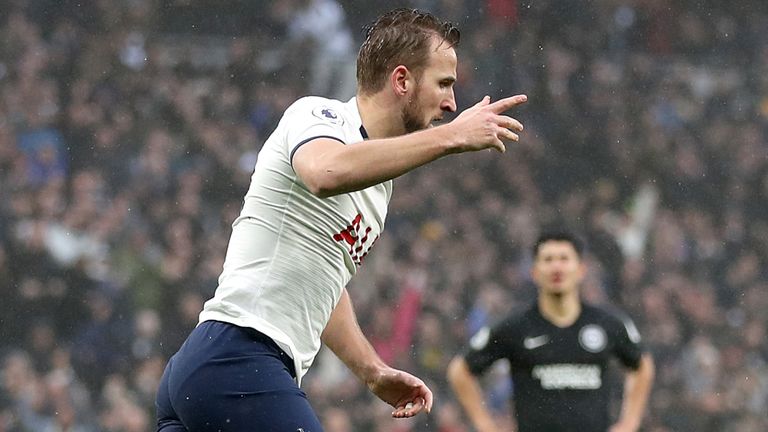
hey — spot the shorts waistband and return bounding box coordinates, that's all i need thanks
[203,320,297,378]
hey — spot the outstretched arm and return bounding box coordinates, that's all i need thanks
[294,95,526,197]
[321,288,433,418]
[446,356,501,432]
[611,353,655,432]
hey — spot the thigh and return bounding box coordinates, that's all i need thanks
[167,321,324,432]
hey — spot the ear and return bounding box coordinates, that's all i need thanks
[390,65,411,96]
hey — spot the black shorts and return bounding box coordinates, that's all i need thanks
[155,320,324,432]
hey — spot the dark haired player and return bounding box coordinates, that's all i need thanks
[448,231,654,432]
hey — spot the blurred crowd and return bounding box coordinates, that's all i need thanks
[1,0,767,431]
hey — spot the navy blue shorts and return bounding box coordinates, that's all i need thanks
[156,320,324,432]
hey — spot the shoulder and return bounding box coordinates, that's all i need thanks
[286,96,349,125]
[287,95,337,109]
[492,303,537,333]
[581,302,624,321]
[582,303,643,341]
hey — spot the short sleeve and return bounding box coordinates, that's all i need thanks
[463,320,515,376]
[284,98,347,163]
[611,311,645,370]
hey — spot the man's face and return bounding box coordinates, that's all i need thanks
[531,241,586,297]
[401,38,458,133]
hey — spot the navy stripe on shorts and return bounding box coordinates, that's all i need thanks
[156,320,324,432]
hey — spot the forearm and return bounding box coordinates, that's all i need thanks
[321,288,386,381]
[447,357,497,432]
[618,354,655,429]
[296,125,457,197]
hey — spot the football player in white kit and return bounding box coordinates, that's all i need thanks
[156,8,527,432]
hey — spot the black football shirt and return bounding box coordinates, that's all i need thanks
[463,302,645,432]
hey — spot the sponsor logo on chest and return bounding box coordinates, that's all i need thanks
[532,364,602,389]
[332,213,379,266]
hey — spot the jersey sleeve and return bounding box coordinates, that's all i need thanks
[284,98,347,164]
[462,319,516,376]
[610,310,645,370]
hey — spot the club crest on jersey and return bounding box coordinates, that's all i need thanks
[579,325,607,353]
[312,106,344,125]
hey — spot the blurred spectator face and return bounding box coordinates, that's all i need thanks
[323,407,352,432]
[531,240,586,296]
[742,319,765,351]
[135,309,160,339]
[29,321,55,354]
[418,312,443,346]
[436,400,469,432]
[133,355,165,400]
[179,292,204,324]
[2,352,35,396]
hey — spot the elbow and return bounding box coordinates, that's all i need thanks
[631,354,655,388]
[643,354,656,381]
[304,181,333,198]
[302,171,346,198]
[305,183,342,199]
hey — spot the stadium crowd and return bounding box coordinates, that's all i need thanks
[1,0,767,431]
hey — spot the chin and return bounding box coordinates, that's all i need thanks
[545,285,568,296]
[420,117,434,129]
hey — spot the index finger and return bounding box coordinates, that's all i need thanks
[488,94,528,113]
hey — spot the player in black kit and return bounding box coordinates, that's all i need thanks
[448,230,654,432]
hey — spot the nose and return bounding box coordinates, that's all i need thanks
[441,90,457,113]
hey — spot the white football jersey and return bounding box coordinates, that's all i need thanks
[199,97,392,384]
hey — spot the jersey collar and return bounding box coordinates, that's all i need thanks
[347,97,369,140]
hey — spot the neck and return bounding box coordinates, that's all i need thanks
[538,290,581,327]
[356,91,404,139]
